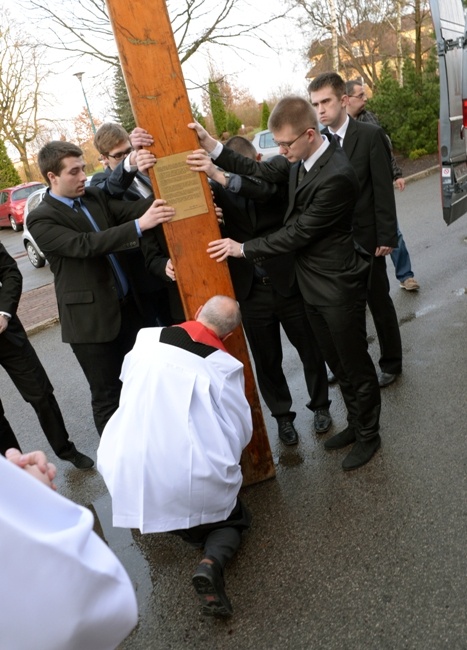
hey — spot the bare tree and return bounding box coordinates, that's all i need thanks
[19,0,290,72]
[0,20,49,180]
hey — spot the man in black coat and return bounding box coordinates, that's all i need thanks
[188,96,382,471]
[308,72,402,388]
[0,241,93,468]
[188,136,331,444]
[91,122,174,326]
[27,140,174,435]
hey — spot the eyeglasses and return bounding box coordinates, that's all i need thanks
[107,147,132,160]
[272,128,314,150]
[348,92,367,100]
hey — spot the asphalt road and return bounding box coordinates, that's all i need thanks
[2,172,467,649]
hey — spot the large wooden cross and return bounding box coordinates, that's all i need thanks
[105,0,275,485]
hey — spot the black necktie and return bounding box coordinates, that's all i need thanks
[297,162,306,185]
[332,133,341,146]
[72,199,129,298]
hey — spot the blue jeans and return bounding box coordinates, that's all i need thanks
[390,227,414,282]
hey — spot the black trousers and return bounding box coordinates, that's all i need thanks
[367,256,402,374]
[240,283,329,419]
[0,336,74,457]
[171,499,251,571]
[304,297,381,442]
[70,296,143,435]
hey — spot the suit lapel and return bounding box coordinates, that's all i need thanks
[342,117,358,160]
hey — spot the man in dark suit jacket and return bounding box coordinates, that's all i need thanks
[189,136,331,445]
[308,72,402,388]
[27,140,174,435]
[91,122,173,326]
[0,241,93,468]
[189,96,382,471]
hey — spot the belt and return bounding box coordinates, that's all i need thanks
[254,275,271,285]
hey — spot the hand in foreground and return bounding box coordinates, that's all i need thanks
[207,238,243,262]
[130,127,154,150]
[186,149,218,178]
[135,149,157,174]
[375,246,393,257]
[6,448,57,490]
[138,199,175,232]
[0,314,9,334]
[187,122,218,153]
[165,259,176,281]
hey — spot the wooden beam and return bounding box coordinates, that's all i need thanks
[104,0,275,485]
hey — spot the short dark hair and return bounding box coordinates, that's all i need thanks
[94,122,130,156]
[268,96,318,134]
[225,135,257,161]
[38,141,83,185]
[345,79,363,97]
[308,72,346,99]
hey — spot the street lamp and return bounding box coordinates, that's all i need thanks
[73,72,97,135]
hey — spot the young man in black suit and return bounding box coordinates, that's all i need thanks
[308,72,402,388]
[27,141,174,435]
[91,122,174,326]
[188,136,332,445]
[0,241,93,469]
[188,96,382,471]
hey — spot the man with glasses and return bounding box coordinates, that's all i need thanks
[92,123,175,326]
[188,95,382,471]
[346,80,420,293]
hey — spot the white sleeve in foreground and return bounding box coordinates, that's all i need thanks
[0,456,138,650]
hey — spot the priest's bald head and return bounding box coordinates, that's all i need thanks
[195,295,241,340]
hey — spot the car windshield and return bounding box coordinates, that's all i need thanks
[12,185,44,201]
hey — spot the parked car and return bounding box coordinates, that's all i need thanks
[21,176,95,268]
[251,129,281,160]
[22,187,47,267]
[0,182,46,231]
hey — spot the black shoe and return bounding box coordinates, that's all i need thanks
[192,562,233,617]
[277,419,299,445]
[324,426,356,450]
[314,408,332,434]
[342,435,381,471]
[60,449,94,470]
[378,371,399,388]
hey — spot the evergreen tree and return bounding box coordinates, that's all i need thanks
[260,101,270,130]
[0,140,21,189]
[369,51,439,158]
[191,102,207,128]
[226,111,242,136]
[112,66,136,133]
[208,79,227,137]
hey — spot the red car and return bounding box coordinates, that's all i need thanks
[0,182,45,231]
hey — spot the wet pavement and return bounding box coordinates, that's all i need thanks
[2,172,467,649]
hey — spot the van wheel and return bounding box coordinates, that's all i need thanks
[25,242,45,268]
[9,216,22,231]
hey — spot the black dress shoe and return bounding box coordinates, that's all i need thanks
[59,449,94,470]
[342,435,381,471]
[277,419,299,445]
[314,408,332,434]
[377,371,399,388]
[192,561,233,617]
[324,426,356,450]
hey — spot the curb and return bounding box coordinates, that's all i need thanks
[404,165,439,185]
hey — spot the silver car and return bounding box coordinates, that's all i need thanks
[251,129,281,160]
[22,176,94,268]
[22,187,47,268]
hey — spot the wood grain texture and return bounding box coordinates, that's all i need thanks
[105,0,275,484]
